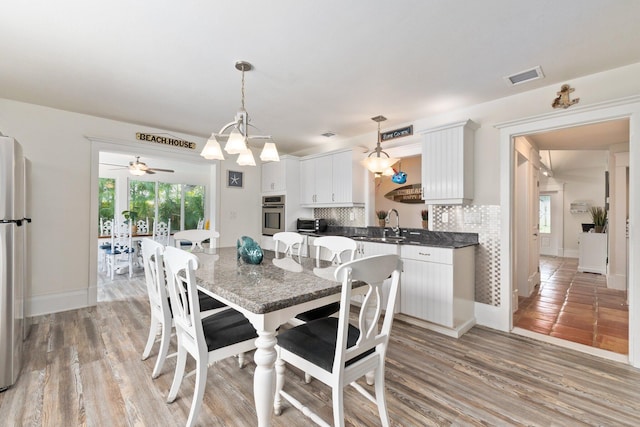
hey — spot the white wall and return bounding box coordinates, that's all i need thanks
[0,98,260,315]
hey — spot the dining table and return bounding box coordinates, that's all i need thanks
[193,247,346,427]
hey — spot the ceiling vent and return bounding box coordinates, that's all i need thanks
[321,131,336,138]
[503,66,544,86]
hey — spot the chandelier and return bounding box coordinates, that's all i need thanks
[200,61,279,166]
[360,115,399,177]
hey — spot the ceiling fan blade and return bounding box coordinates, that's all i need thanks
[148,168,174,173]
[145,170,156,175]
[100,162,127,167]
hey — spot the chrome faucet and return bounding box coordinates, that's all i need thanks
[386,209,401,237]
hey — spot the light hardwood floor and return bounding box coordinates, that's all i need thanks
[2,272,640,426]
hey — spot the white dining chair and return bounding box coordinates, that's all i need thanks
[173,229,219,252]
[313,235,358,265]
[163,246,258,427]
[140,239,229,379]
[292,236,358,325]
[152,219,171,245]
[273,231,304,257]
[136,217,150,235]
[273,254,402,427]
[98,217,114,272]
[105,220,135,279]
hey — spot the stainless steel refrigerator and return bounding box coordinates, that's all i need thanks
[0,135,26,391]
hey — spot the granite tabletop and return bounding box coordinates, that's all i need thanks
[194,247,344,314]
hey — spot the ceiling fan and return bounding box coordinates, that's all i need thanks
[101,156,175,176]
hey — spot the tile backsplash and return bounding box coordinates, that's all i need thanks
[313,207,366,227]
[432,204,501,307]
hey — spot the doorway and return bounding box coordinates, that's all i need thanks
[498,97,640,367]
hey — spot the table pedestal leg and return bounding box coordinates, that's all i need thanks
[253,330,278,427]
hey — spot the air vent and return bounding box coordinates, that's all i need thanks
[321,131,336,138]
[503,66,544,86]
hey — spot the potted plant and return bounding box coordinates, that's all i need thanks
[421,209,429,229]
[121,210,139,234]
[589,206,607,233]
[375,210,387,227]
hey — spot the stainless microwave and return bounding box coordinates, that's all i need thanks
[296,218,327,232]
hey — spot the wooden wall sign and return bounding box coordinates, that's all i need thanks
[380,125,413,142]
[136,132,196,150]
[384,183,423,204]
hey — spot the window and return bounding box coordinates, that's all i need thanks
[127,180,205,232]
[98,178,115,230]
[539,194,551,234]
[184,184,205,230]
[158,183,181,232]
[129,180,156,223]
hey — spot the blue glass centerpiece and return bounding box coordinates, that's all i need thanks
[237,236,264,264]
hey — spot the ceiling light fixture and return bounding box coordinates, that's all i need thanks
[200,61,279,165]
[360,115,399,177]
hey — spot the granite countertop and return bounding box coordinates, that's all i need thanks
[299,226,478,249]
[194,248,348,314]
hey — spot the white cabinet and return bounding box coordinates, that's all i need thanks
[261,161,285,193]
[356,241,400,313]
[400,244,475,337]
[300,149,365,207]
[578,232,607,274]
[421,120,479,205]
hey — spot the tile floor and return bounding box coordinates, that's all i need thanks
[513,256,629,354]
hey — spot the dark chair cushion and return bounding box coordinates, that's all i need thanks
[198,290,227,312]
[295,302,340,323]
[277,317,374,372]
[99,243,112,250]
[105,247,134,255]
[167,291,227,316]
[180,240,192,247]
[202,309,257,352]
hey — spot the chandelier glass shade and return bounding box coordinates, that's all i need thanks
[360,115,399,177]
[200,61,279,165]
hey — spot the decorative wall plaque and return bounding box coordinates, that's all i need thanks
[136,132,196,150]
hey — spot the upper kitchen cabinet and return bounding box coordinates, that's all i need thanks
[421,119,479,205]
[261,155,299,194]
[300,148,365,207]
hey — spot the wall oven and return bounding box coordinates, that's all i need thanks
[262,195,285,236]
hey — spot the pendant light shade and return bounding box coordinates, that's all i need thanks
[224,126,247,154]
[237,147,256,166]
[260,142,280,162]
[200,60,279,166]
[200,133,225,160]
[360,115,399,177]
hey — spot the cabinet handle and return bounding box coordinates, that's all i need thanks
[418,252,431,256]
[332,193,335,202]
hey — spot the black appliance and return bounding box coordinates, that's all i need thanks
[297,218,327,233]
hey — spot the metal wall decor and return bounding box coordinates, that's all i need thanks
[551,84,580,109]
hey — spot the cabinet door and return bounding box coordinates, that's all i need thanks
[401,258,453,327]
[359,242,400,313]
[331,151,352,204]
[261,161,285,193]
[300,158,316,205]
[314,155,333,204]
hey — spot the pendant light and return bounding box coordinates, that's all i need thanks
[200,61,279,165]
[360,115,399,177]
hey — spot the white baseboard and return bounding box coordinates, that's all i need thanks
[27,289,93,317]
[607,273,627,291]
[396,314,476,338]
[563,249,579,258]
